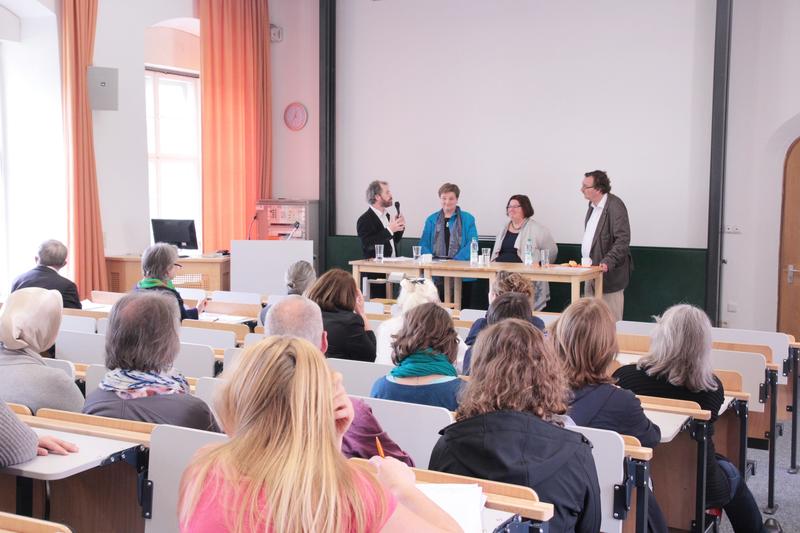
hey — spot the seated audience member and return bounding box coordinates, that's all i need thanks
[178,336,460,533]
[0,399,78,467]
[463,292,533,375]
[371,303,465,411]
[11,239,82,309]
[264,295,414,466]
[258,259,317,325]
[83,292,217,431]
[551,298,666,533]
[553,298,660,446]
[306,269,376,362]
[0,288,84,412]
[376,278,467,369]
[463,271,545,369]
[429,319,601,533]
[135,243,206,321]
[614,304,780,533]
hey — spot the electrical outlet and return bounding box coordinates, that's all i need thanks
[727,302,738,313]
[724,224,742,234]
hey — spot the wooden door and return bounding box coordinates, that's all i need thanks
[777,138,800,338]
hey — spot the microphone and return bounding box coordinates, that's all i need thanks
[285,221,301,240]
[394,201,401,215]
[247,213,258,240]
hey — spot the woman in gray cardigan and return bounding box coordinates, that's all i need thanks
[0,287,84,413]
[491,194,558,310]
[0,400,78,467]
[83,291,218,431]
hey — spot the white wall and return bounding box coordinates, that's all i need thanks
[269,0,319,201]
[334,1,716,246]
[92,0,196,255]
[0,10,67,293]
[721,1,800,330]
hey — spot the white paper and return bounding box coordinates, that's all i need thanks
[416,483,483,533]
[198,312,251,324]
[80,301,112,312]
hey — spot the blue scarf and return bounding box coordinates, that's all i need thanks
[390,350,458,378]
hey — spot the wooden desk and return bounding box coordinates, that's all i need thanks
[106,255,230,292]
[350,259,603,309]
[0,427,147,533]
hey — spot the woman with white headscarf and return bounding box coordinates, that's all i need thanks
[0,287,84,412]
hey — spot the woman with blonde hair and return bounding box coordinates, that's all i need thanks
[179,336,459,533]
[429,319,600,533]
[371,303,465,410]
[614,304,776,533]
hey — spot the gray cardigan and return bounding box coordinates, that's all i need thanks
[0,348,85,413]
[491,217,559,310]
[83,389,219,432]
[0,400,38,467]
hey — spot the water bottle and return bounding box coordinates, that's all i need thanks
[523,239,534,266]
[470,237,479,266]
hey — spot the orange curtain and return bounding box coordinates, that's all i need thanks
[60,0,107,298]
[199,0,272,253]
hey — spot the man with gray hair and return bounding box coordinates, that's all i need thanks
[356,180,405,259]
[11,239,81,309]
[263,295,414,466]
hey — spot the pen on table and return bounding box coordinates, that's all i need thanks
[375,436,385,458]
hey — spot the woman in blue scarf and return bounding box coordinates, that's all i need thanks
[370,302,465,411]
[419,183,478,261]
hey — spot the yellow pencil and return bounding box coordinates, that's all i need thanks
[375,436,385,458]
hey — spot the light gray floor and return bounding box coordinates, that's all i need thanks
[718,420,799,533]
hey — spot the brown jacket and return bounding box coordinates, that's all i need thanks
[584,193,632,293]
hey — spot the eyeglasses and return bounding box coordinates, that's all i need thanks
[506,204,522,210]
[173,263,183,269]
[580,184,595,191]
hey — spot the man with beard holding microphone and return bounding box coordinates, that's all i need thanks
[357,180,405,259]
[357,180,406,299]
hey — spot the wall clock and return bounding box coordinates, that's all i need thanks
[284,102,308,131]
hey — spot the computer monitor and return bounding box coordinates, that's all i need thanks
[151,219,198,250]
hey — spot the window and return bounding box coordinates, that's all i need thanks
[145,68,202,249]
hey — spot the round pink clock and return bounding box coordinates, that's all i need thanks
[283,102,308,131]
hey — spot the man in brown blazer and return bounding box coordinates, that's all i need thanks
[580,170,632,320]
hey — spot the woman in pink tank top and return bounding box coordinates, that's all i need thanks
[178,336,459,533]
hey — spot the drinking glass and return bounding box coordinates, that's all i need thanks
[482,248,491,266]
[540,249,550,268]
[375,244,384,262]
[412,245,422,261]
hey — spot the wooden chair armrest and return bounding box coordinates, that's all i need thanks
[35,409,156,434]
[7,402,32,416]
[621,435,641,447]
[624,444,653,461]
[0,510,73,532]
[637,400,712,421]
[18,414,151,446]
[62,308,108,319]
